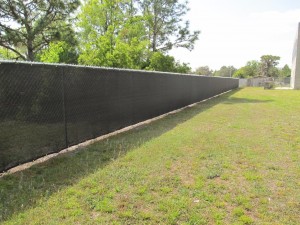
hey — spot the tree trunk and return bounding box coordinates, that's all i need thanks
[27,36,34,61]
[27,49,34,61]
[152,33,157,52]
[152,2,158,52]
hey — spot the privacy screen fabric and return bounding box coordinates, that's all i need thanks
[0,61,238,171]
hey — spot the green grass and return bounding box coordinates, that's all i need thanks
[1,87,300,224]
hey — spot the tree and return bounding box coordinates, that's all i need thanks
[173,61,191,74]
[0,0,80,61]
[194,66,213,76]
[214,66,236,77]
[138,0,200,52]
[245,60,260,77]
[78,0,124,43]
[78,0,199,69]
[233,67,248,78]
[38,24,79,64]
[38,41,79,64]
[78,0,149,68]
[0,46,18,59]
[147,52,175,71]
[279,64,291,77]
[260,55,280,77]
[146,51,191,73]
[39,41,66,63]
[233,61,260,78]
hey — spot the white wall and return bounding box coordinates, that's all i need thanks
[291,23,300,89]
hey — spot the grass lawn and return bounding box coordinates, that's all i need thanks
[0,87,300,224]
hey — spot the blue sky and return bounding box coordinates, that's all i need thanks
[170,0,300,70]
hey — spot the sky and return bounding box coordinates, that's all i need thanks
[169,0,300,70]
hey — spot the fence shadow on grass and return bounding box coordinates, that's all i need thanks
[0,89,239,222]
[223,97,273,104]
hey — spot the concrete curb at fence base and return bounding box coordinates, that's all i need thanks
[0,89,234,178]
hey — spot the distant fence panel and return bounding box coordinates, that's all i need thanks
[239,77,291,88]
[0,61,238,172]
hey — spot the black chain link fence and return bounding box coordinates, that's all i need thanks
[0,61,238,172]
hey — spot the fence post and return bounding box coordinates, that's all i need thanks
[61,66,69,148]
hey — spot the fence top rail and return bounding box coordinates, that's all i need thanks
[0,60,238,80]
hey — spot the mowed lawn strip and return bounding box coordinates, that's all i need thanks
[1,88,300,224]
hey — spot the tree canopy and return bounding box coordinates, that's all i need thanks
[260,55,280,77]
[77,0,198,71]
[146,52,191,73]
[77,0,149,68]
[280,64,291,77]
[214,66,236,77]
[139,0,200,52]
[233,61,259,78]
[194,66,213,76]
[232,55,289,79]
[0,0,80,61]
[1,0,198,73]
